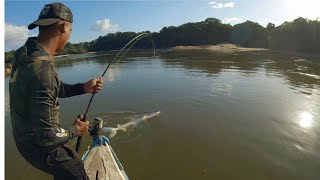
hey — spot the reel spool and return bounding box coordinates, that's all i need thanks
[90,117,104,140]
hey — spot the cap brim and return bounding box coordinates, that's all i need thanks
[28,18,60,30]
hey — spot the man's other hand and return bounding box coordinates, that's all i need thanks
[73,115,89,136]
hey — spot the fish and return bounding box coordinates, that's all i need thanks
[102,111,160,138]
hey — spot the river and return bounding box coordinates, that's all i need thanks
[5,49,320,179]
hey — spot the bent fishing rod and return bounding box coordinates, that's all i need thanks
[75,33,155,153]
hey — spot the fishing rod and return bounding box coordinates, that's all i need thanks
[75,33,155,153]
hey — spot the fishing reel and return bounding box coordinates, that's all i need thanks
[89,117,104,140]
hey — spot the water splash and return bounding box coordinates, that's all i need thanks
[101,111,160,138]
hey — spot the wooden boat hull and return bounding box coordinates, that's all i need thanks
[82,136,129,180]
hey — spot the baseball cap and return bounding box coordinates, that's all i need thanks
[28,2,73,30]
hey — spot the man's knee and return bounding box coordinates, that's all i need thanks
[51,145,86,180]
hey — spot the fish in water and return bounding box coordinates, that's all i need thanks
[102,111,160,138]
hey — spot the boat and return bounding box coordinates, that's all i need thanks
[81,117,129,180]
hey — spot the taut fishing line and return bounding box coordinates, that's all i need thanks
[75,33,156,153]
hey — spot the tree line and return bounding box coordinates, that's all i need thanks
[5,17,320,64]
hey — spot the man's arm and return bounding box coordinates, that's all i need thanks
[59,77,104,98]
[28,62,79,148]
[58,82,85,98]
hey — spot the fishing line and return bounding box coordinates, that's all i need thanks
[85,33,155,116]
[75,33,156,153]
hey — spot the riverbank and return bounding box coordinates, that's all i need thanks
[4,52,100,76]
[54,51,98,58]
[5,44,320,76]
[5,64,12,76]
[171,44,320,59]
[171,44,269,54]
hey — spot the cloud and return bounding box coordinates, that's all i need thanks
[222,17,242,24]
[5,23,31,51]
[91,19,119,33]
[208,1,235,8]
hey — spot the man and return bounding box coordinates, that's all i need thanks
[9,2,103,179]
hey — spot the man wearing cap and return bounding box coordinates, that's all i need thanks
[9,2,102,180]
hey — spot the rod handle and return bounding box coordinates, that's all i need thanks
[75,114,87,153]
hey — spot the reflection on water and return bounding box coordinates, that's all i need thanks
[105,65,122,83]
[298,112,313,128]
[210,81,233,96]
[5,49,320,179]
[293,72,320,80]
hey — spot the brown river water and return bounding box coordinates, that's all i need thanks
[5,49,320,179]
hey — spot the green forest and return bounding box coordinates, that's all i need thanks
[5,17,320,65]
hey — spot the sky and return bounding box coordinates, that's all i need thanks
[4,0,320,51]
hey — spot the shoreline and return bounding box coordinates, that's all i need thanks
[171,44,320,58]
[5,52,99,76]
[5,63,12,76]
[5,67,11,76]
[5,44,320,76]
[54,51,98,58]
[171,44,269,53]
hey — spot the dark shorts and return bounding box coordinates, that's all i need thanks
[16,143,88,180]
